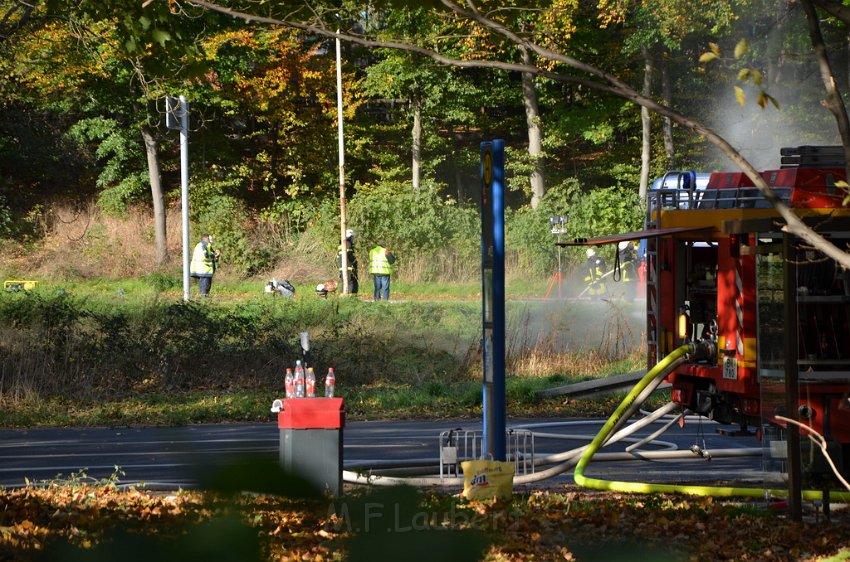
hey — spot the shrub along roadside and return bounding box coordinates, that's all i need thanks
[0,287,645,427]
[0,378,659,428]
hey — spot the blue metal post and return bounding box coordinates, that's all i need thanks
[480,140,506,461]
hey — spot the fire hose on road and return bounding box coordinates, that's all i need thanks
[342,346,749,488]
[344,344,850,504]
[573,345,850,501]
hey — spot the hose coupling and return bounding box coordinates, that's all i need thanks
[688,340,717,363]
[690,444,712,460]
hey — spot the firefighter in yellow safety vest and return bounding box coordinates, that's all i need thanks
[583,248,607,299]
[369,240,396,301]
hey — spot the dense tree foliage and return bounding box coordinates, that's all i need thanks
[0,0,846,276]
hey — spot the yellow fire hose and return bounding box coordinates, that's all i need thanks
[573,344,850,501]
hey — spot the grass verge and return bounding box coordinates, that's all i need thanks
[0,365,664,427]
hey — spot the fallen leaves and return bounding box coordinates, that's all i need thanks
[1,483,850,561]
[495,489,850,561]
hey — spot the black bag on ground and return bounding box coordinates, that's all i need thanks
[279,280,295,297]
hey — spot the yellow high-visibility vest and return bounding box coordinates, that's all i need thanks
[190,241,216,276]
[369,246,393,275]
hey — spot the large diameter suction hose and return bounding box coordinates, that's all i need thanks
[342,345,747,488]
[512,401,683,484]
[573,344,850,501]
[344,401,687,487]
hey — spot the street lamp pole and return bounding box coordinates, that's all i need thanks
[336,30,349,294]
[179,96,190,302]
[166,95,191,302]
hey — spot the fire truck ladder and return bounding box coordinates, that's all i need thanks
[644,171,695,366]
[645,190,661,367]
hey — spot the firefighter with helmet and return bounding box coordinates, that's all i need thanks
[338,228,358,294]
[617,241,637,301]
[583,247,608,299]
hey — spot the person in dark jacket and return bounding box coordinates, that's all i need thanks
[338,229,359,294]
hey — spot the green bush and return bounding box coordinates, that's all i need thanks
[67,117,149,215]
[0,293,483,404]
[338,180,481,282]
[559,181,644,267]
[505,184,571,277]
[0,196,13,238]
[503,179,643,277]
[295,177,643,282]
[191,176,280,277]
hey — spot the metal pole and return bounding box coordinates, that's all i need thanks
[557,233,562,299]
[783,233,802,521]
[336,31,349,294]
[180,96,190,302]
[480,140,506,462]
[491,140,506,461]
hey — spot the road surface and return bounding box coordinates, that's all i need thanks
[0,416,781,492]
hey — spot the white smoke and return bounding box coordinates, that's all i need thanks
[704,85,839,172]
[701,7,841,171]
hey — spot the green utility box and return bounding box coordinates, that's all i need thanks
[278,397,345,496]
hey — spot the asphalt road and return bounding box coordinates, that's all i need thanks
[0,416,783,492]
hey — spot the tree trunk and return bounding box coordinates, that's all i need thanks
[660,53,675,169]
[639,45,654,200]
[767,0,789,87]
[800,0,850,177]
[411,94,422,191]
[520,44,545,209]
[141,124,168,266]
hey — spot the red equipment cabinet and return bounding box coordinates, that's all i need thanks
[278,398,345,496]
[279,397,345,429]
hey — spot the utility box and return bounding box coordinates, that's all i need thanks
[278,397,344,496]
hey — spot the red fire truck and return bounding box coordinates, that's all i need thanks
[564,146,850,481]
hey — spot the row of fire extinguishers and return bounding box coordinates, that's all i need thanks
[284,360,336,398]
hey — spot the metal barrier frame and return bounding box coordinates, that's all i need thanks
[439,428,535,480]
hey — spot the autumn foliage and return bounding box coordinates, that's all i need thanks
[2,480,850,561]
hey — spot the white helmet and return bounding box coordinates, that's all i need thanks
[586,248,596,258]
[316,283,325,292]
[345,229,354,238]
[618,241,629,250]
